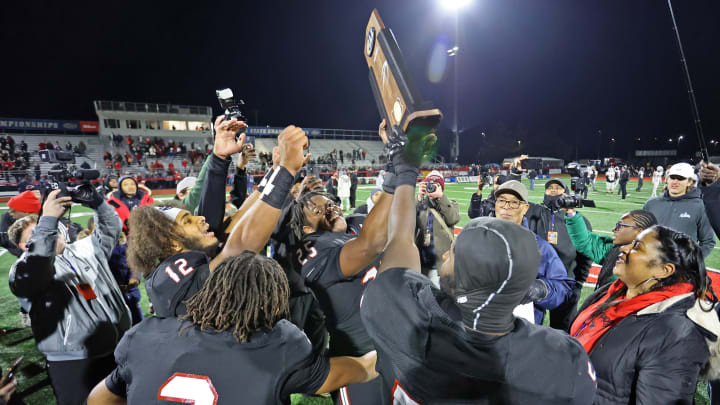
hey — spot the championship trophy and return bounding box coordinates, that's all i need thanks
[364,9,442,162]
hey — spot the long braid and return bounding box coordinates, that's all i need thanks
[181,251,290,343]
[288,191,329,241]
[627,210,657,230]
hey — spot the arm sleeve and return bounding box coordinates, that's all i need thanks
[468,193,483,219]
[535,240,574,311]
[229,167,248,208]
[432,194,460,226]
[105,330,133,398]
[8,216,59,298]
[279,350,331,399]
[91,202,122,260]
[196,154,231,237]
[182,155,211,214]
[697,206,716,258]
[564,213,613,264]
[634,322,706,404]
[360,268,431,361]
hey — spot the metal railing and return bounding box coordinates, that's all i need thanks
[94,101,212,116]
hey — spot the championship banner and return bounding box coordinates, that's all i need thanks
[364,9,442,134]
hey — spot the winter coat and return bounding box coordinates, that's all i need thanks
[565,212,619,288]
[643,188,716,258]
[415,194,459,272]
[525,218,575,324]
[337,174,351,198]
[575,286,720,405]
[8,203,131,361]
[107,179,154,232]
[467,191,496,219]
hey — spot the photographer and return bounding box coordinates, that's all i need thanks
[525,179,593,331]
[415,171,460,284]
[8,189,130,405]
[468,174,507,219]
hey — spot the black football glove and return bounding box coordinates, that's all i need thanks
[519,279,549,305]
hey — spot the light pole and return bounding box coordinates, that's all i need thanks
[440,0,472,162]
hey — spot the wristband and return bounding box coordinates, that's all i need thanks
[257,168,276,193]
[260,166,294,209]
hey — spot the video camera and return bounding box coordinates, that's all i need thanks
[39,149,99,205]
[551,195,596,211]
[216,88,248,142]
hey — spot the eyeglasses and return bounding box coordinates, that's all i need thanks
[495,198,525,209]
[613,222,641,231]
[668,175,687,181]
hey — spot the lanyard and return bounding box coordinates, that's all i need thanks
[551,213,555,232]
[59,255,79,276]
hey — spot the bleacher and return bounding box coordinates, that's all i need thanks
[253,138,384,169]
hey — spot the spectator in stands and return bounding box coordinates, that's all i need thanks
[415,171,459,285]
[570,225,720,404]
[9,189,130,405]
[33,163,40,181]
[65,141,72,151]
[107,175,154,232]
[643,162,715,258]
[54,141,62,151]
[565,208,657,289]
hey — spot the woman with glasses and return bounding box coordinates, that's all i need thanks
[570,226,720,404]
[564,208,657,290]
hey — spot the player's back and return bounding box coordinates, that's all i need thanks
[117,316,320,404]
[362,268,596,404]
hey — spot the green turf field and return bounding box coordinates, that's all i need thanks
[0,178,713,404]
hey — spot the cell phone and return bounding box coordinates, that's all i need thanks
[245,136,255,146]
[0,356,23,387]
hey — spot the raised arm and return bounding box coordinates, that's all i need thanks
[315,352,378,394]
[211,127,308,270]
[338,190,392,277]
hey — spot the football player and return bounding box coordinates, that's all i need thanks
[88,252,378,404]
[359,128,597,404]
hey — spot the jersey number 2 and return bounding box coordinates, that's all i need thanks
[158,373,218,405]
[164,258,195,284]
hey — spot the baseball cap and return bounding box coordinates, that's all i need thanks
[667,163,694,179]
[545,178,566,190]
[176,177,197,195]
[453,217,541,331]
[494,180,528,202]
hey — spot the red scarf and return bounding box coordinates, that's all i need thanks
[570,279,694,353]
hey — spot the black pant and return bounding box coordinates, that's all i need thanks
[349,187,357,208]
[47,354,117,405]
[549,283,582,332]
[619,181,627,199]
[636,179,643,191]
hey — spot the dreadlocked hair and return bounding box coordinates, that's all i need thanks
[590,225,717,318]
[288,190,328,241]
[126,204,186,277]
[181,251,290,343]
[627,210,657,230]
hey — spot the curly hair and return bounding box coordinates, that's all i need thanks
[181,251,290,343]
[126,204,186,277]
[288,191,328,241]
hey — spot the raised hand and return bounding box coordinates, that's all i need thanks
[277,125,309,176]
[43,189,73,218]
[213,115,247,159]
[237,143,257,169]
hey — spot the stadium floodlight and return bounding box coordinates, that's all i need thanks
[440,0,472,10]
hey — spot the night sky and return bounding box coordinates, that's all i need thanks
[1,0,718,162]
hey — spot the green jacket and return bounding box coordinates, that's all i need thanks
[181,155,212,214]
[565,212,618,285]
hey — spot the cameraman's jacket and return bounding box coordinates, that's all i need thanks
[414,194,460,270]
[9,202,131,361]
[525,202,594,285]
[565,212,620,289]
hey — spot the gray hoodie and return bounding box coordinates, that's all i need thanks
[643,188,716,258]
[9,202,131,361]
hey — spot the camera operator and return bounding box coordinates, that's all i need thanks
[8,188,130,405]
[415,171,459,284]
[525,179,593,331]
[468,174,507,219]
